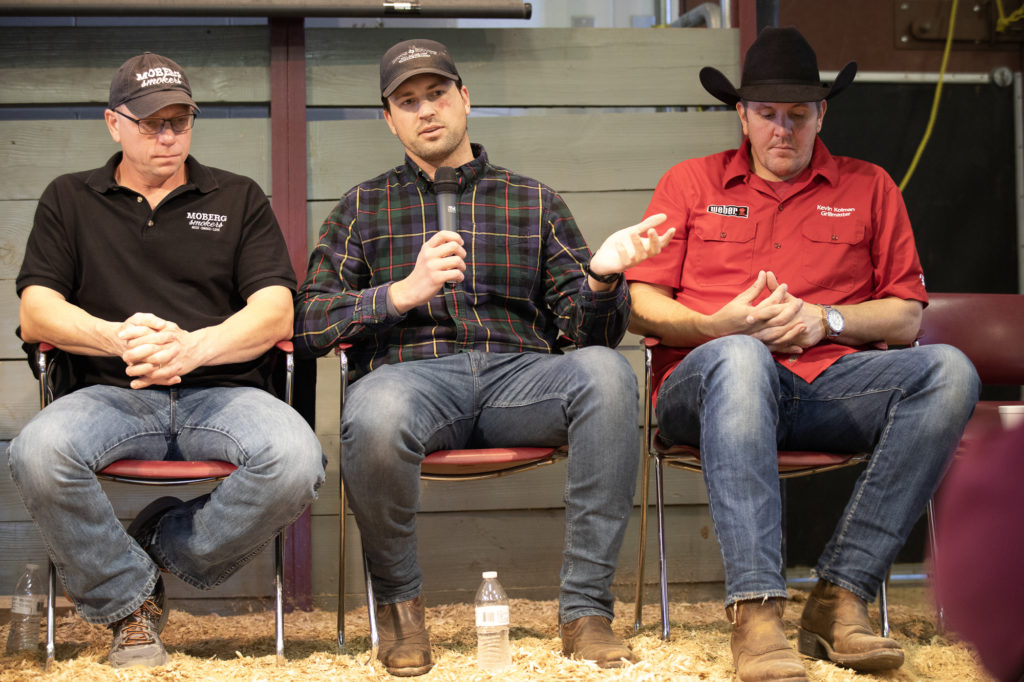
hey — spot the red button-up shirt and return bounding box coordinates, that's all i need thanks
[627,138,927,394]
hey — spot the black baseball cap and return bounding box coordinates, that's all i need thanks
[380,39,461,99]
[108,52,200,117]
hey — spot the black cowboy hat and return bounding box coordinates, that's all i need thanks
[700,26,857,106]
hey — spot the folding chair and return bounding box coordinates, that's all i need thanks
[915,293,1024,624]
[631,337,890,640]
[332,344,568,656]
[34,341,292,669]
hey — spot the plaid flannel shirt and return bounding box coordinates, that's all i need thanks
[294,144,630,379]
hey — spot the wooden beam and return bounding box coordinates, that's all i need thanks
[269,17,313,612]
[270,17,309,284]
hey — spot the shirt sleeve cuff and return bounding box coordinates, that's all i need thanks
[353,283,406,325]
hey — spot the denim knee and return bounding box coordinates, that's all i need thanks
[920,343,981,408]
[8,417,79,503]
[264,424,326,498]
[342,375,427,469]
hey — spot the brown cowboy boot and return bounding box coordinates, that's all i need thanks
[376,595,433,677]
[560,615,638,668]
[727,598,808,682]
[798,580,904,672]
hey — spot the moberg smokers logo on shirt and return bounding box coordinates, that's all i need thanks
[187,211,227,232]
[135,67,185,90]
[707,204,749,218]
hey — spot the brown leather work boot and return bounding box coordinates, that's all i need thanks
[376,595,433,677]
[727,598,808,682]
[798,580,904,672]
[560,615,638,668]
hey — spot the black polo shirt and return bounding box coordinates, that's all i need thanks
[17,153,296,390]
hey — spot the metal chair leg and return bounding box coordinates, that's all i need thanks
[879,574,890,638]
[46,560,56,671]
[633,451,652,633]
[363,551,379,665]
[926,497,943,633]
[274,532,285,665]
[655,455,670,640]
[338,481,347,651]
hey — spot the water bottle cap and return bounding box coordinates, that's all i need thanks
[482,571,497,579]
[26,563,39,570]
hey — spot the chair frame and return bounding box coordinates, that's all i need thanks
[36,341,292,669]
[333,345,568,658]
[631,337,894,641]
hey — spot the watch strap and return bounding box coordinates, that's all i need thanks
[584,262,622,285]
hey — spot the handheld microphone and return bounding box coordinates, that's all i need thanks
[433,166,459,233]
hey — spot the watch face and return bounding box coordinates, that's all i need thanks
[827,308,844,334]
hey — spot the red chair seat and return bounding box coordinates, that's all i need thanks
[653,438,863,474]
[99,459,238,480]
[421,447,562,475]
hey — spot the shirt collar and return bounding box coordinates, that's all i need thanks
[403,143,490,192]
[86,153,218,194]
[723,137,839,189]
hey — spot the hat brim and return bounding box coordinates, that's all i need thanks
[122,89,200,118]
[700,61,857,106]
[381,67,460,98]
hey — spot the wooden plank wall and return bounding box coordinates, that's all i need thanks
[0,25,741,610]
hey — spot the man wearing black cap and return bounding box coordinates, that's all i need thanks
[296,39,674,675]
[626,27,979,681]
[10,53,325,668]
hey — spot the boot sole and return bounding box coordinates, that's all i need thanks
[797,628,904,672]
[383,663,434,677]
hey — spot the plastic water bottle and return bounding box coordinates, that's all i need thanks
[5,563,44,654]
[475,570,511,673]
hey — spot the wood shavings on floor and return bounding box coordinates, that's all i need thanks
[0,587,993,681]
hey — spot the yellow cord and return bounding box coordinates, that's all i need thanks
[899,0,959,192]
[995,0,1024,32]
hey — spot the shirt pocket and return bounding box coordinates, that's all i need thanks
[799,219,869,293]
[691,216,759,286]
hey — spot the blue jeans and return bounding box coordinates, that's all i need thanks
[655,336,979,607]
[342,348,639,624]
[8,385,326,625]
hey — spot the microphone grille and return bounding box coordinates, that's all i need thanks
[433,166,459,193]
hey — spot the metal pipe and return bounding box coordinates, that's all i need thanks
[0,0,532,18]
[669,1,721,28]
[820,69,995,84]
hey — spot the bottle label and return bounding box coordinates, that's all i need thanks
[475,604,509,627]
[11,595,40,616]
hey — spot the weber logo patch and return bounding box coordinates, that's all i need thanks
[707,204,749,218]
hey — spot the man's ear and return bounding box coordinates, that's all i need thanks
[382,107,398,137]
[735,101,749,137]
[104,109,122,143]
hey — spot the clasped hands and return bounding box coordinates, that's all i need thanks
[117,313,197,389]
[710,270,826,354]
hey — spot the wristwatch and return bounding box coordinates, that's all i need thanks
[821,305,845,338]
[584,262,621,285]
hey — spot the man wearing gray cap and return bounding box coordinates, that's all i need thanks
[626,26,978,681]
[9,53,325,668]
[296,39,674,675]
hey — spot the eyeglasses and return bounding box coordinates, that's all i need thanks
[114,110,196,135]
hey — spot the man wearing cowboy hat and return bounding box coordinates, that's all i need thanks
[626,27,979,681]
